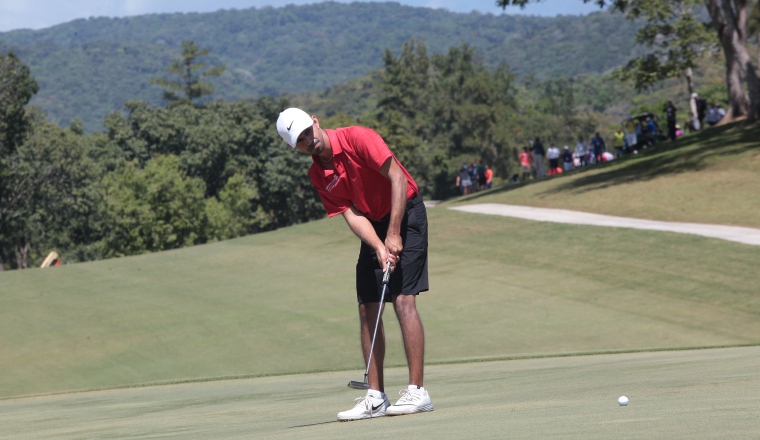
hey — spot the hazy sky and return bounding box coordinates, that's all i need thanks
[0,0,602,32]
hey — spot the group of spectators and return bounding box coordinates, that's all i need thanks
[455,93,729,192]
[455,159,494,195]
[666,93,726,139]
[517,133,615,181]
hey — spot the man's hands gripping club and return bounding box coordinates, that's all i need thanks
[342,156,408,272]
[342,206,402,272]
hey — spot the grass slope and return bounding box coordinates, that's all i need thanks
[1,205,759,398]
[3,347,760,439]
[446,122,760,228]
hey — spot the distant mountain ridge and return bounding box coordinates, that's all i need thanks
[0,2,643,131]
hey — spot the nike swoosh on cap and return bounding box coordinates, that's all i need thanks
[287,121,294,131]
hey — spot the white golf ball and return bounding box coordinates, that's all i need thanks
[618,396,629,406]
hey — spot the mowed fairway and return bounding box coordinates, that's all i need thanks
[2,347,759,439]
[1,208,759,399]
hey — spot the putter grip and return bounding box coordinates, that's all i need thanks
[382,261,392,285]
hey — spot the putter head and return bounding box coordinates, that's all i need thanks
[347,381,370,390]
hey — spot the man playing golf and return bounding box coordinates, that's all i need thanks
[276,108,433,421]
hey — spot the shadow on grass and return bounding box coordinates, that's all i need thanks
[453,121,759,202]
[289,420,340,428]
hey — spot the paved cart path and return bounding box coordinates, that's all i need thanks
[450,204,760,246]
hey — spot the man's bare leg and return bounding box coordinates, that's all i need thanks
[385,294,433,416]
[392,294,424,387]
[358,302,385,392]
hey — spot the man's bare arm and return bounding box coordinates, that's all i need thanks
[378,157,408,263]
[342,206,391,270]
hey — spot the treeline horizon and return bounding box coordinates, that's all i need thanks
[0,1,645,132]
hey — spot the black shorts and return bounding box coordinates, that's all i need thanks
[356,194,429,304]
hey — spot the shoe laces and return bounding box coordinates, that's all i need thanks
[396,388,422,404]
[354,395,380,413]
[352,395,371,409]
[353,395,384,415]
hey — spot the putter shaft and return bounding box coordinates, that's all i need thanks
[347,261,392,389]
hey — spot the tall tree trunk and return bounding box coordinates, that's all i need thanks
[724,44,751,119]
[737,38,760,120]
[0,253,4,272]
[15,238,28,269]
[705,0,751,120]
[684,67,695,96]
[728,0,760,120]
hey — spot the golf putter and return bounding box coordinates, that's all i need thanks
[348,261,392,389]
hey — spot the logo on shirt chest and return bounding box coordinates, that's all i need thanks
[326,174,340,192]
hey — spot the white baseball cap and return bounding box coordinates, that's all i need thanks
[277,108,314,148]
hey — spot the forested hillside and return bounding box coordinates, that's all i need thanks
[0,2,643,131]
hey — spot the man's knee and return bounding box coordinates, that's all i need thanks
[359,302,382,324]
[393,295,419,319]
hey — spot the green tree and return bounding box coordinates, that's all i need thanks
[0,51,39,269]
[375,40,436,193]
[604,1,714,97]
[0,112,104,270]
[150,40,226,107]
[205,173,269,241]
[102,96,323,233]
[0,51,39,155]
[499,0,760,121]
[376,41,517,198]
[100,155,208,257]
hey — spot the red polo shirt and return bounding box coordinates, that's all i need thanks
[308,127,418,221]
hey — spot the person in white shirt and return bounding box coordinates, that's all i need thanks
[546,143,561,174]
[706,103,726,126]
[574,136,588,167]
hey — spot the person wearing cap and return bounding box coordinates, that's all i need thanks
[456,163,473,194]
[562,145,574,171]
[276,108,433,421]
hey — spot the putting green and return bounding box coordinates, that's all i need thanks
[2,346,758,439]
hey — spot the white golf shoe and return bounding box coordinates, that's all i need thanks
[386,385,434,416]
[337,391,390,422]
